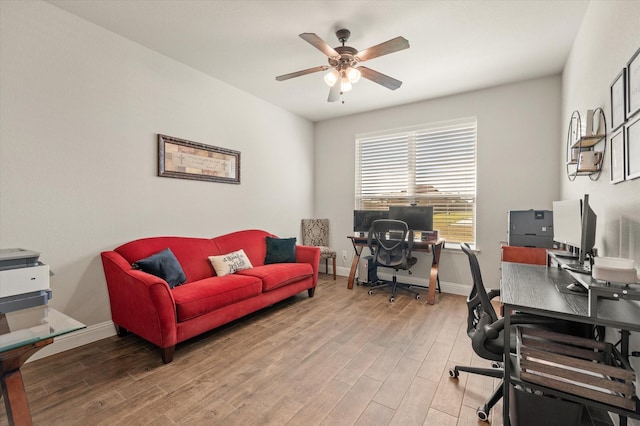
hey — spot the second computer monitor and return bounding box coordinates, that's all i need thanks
[388,206,434,231]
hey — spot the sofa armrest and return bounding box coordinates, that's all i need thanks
[296,245,321,285]
[101,251,178,348]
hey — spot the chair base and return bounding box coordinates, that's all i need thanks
[368,275,420,302]
[449,365,504,422]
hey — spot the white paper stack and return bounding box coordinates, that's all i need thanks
[592,257,639,284]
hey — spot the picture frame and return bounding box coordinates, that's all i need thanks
[158,134,240,184]
[626,115,640,180]
[610,129,625,184]
[627,46,640,118]
[611,69,626,131]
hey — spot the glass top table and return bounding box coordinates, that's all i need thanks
[0,305,85,425]
[0,305,85,353]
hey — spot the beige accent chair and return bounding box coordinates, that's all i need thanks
[301,219,336,280]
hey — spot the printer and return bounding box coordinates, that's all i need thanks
[0,248,52,313]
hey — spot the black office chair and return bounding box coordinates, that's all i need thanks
[366,219,420,302]
[450,243,555,421]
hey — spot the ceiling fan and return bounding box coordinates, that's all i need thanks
[276,29,410,102]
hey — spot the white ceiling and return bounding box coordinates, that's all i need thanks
[47,0,590,122]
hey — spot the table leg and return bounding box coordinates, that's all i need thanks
[347,245,363,289]
[426,241,443,305]
[0,337,53,426]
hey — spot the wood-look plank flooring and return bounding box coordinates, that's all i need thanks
[5,276,504,426]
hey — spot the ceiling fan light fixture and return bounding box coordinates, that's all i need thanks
[340,76,353,92]
[324,69,340,87]
[346,67,361,83]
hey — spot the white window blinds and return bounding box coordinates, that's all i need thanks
[355,118,477,245]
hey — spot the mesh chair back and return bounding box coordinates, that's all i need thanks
[367,220,414,270]
[461,243,502,361]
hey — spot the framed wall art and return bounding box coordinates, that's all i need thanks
[610,129,625,184]
[626,115,640,180]
[627,46,640,118]
[158,134,240,184]
[611,69,626,131]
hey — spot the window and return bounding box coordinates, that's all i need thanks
[355,117,477,245]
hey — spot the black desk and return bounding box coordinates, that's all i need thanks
[347,236,444,305]
[501,261,640,425]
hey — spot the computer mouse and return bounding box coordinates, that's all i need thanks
[566,282,588,293]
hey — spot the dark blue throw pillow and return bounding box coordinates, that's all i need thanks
[264,237,297,264]
[132,248,187,288]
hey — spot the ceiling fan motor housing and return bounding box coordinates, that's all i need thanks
[329,45,358,69]
[336,29,351,44]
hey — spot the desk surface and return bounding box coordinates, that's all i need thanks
[501,261,640,332]
[0,305,85,353]
[501,261,640,425]
[348,235,444,251]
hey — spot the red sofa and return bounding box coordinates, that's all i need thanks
[100,229,320,363]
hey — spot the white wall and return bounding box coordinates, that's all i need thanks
[314,76,562,292]
[561,1,640,408]
[0,1,315,326]
[561,0,640,266]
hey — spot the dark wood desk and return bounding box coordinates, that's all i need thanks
[501,261,640,426]
[347,236,445,305]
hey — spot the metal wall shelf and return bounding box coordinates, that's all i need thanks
[566,108,607,181]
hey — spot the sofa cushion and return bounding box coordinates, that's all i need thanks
[115,237,219,282]
[208,249,253,277]
[264,237,297,264]
[212,230,273,267]
[172,275,262,322]
[132,248,187,288]
[238,263,313,292]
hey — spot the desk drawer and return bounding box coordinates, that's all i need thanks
[517,326,636,411]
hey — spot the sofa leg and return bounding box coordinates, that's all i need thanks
[114,324,128,337]
[308,287,316,297]
[161,346,175,364]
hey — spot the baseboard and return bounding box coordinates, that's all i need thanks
[28,320,117,362]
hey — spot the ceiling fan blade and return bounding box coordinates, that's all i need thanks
[358,66,403,90]
[299,33,340,58]
[276,65,329,81]
[355,36,410,62]
[327,80,341,102]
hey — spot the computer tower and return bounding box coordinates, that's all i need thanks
[508,210,554,248]
[357,255,378,285]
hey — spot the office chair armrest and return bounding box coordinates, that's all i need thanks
[487,289,500,300]
[483,314,559,340]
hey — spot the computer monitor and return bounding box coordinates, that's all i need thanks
[353,210,389,233]
[552,199,582,250]
[552,194,597,274]
[578,194,597,266]
[388,206,434,231]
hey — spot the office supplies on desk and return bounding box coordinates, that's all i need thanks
[592,257,638,284]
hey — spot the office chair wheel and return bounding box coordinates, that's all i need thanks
[448,368,459,378]
[491,361,501,369]
[415,294,420,300]
[368,290,373,295]
[476,405,489,422]
[389,296,395,302]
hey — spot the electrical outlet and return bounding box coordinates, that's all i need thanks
[342,250,347,259]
